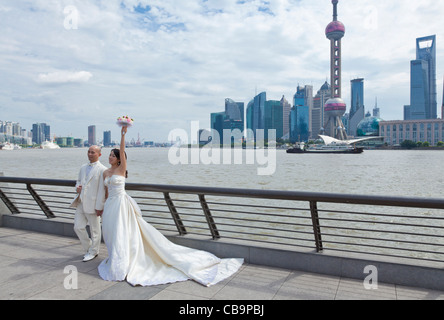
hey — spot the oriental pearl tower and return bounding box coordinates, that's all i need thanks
[323,0,347,140]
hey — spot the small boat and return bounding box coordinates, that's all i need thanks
[40,141,61,149]
[287,142,363,154]
[0,142,21,150]
[1,142,14,150]
[286,135,369,154]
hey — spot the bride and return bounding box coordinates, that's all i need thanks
[98,126,243,287]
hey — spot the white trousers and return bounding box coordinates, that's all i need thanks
[74,204,101,256]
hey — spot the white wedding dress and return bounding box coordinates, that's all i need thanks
[98,175,243,287]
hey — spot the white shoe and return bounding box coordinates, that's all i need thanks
[83,253,98,262]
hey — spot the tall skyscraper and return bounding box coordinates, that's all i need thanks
[348,78,365,136]
[88,125,96,146]
[210,98,244,144]
[210,111,225,143]
[264,99,283,141]
[224,98,244,132]
[32,123,50,144]
[323,0,347,139]
[223,98,244,143]
[246,92,266,141]
[312,81,331,139]
[103,130,111,147]
[406,35,437,120]
[373,97,380,118]
[293,85,313,138]
[291,85,312,142]
[290,105,309,143]
[281,96,291,139]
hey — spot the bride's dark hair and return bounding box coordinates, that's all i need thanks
[111,148,128,178]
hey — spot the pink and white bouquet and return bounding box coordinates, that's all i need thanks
[116,115,134,127]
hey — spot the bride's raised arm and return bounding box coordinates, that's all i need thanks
[119,126,127,176]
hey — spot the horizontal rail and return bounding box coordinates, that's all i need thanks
[1,176,444,265]
[3,176,444,208]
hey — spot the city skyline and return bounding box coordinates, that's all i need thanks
[0,0,444,142]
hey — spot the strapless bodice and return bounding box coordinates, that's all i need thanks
[105,175,126,198]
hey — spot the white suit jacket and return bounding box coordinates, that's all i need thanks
[72,161,107,213]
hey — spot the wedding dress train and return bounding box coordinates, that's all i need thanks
[98,175,243,287]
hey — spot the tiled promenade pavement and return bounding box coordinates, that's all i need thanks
[1,227,444,301]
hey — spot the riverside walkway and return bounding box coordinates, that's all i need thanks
[1,226,444,301]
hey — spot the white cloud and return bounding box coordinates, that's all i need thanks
[37,71,93,84]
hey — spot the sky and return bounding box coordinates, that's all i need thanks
[0,0,443,143]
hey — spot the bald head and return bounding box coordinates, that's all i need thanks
[88,145,102,163]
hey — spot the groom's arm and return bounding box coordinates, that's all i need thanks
[75,165,84,193]
[94,169,106,215]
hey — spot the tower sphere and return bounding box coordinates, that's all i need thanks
[326,21,345,40]
[324,97,346,117]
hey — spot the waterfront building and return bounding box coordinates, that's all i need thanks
[55,137,66,147]
[380,119,444,146]
[281,96,291,139]
[289,85,312,142]
[54,137,75,147]
[0,121,12,136]
[323,0,347,140]
[342,112,349,134]
[74,138,83,147]
[312,81,331,139]
[103,130,111,147]
[405,35,437,120]
[246,100,254,141]
[293,85,313,139]
[88,125,96,146]
[0,121,23,137]
[348,78,365,137]
[223,98,244,142]
[252,91,266,136]
[11,122,21,136]
[246,92,266,142]
[357,115,383,137]
[355,115,385,148]
[373,98,380,117]
[32,123,50,144]
[211,98,244,144]
[289,104,309,143]
[0,120,31,145]
[264,100,283,141]
[210,111,225,143]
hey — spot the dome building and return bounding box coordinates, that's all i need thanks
[356,116,383,137]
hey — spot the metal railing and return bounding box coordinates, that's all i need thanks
[1,176,444,264]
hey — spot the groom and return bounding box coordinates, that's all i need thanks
[73,145,107,262]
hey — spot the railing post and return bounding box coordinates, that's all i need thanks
[26,184,55,218]
[163,192,187,235]
[0,188,20,214]
[199,194,220,240]
[309,200,323,252]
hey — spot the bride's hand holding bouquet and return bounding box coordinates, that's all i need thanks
[116,115,134,127]
[116,115,133,136]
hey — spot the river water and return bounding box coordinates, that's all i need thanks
[1,147,443,199]
[1,147,444,261]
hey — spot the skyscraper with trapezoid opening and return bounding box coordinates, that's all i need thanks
[406,35,437,120]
